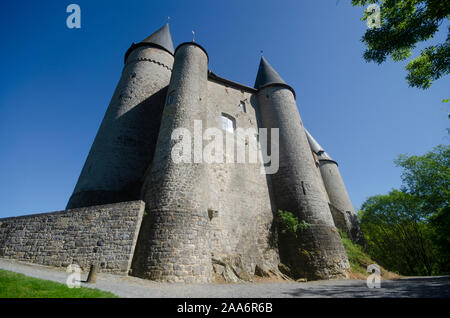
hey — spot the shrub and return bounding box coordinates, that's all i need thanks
[277,210,310,237]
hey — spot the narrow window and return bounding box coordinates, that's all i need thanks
[166,91,175,104]
[238,101,246,113]
[221,113,236,133]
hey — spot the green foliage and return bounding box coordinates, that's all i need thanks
[395,145,450,212]
[351,0,450,89]
[0,269,117,298]
[360,190,437,275]
[339,229,373,275]
[359,145,450,275]
[299,220,311,231]
[277,210,310,237]
[405,42,450,89]
[429,206,450,273]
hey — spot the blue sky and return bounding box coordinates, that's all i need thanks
[0,0,448,217]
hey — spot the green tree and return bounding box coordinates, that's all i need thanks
[351,0,450,89]
[395,144,450,212]
[359,145,450,275]
[360,190,437,275]
[429,206,450,274]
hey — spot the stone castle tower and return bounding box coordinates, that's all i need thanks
[0,23,363,283]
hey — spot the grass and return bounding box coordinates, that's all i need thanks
[339,230,373,275]
[0,269,118,298]
[339,230,401,280]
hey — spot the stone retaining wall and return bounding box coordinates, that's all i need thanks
[0,200,144,274]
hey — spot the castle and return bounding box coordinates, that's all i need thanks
[0,24,363,283]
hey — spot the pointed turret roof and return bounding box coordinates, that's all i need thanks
[254,56,286,89]
[124,23,174,63]
[254,56,296,98]
[305,129,325,154]
[305,129,336,164]
[141,23,174,55]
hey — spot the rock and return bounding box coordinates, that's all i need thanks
[212,263,224,275]
[212,258,226,266]
[212,257,251,283]
[232,265,253,282]
[278,263,293,278]
[254,264,271,277]
[229,257,253,282]
[223,265,242,283]
[268,269,292,281]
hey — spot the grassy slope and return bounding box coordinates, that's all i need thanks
[339,231,401,280]
[0,269,117,298]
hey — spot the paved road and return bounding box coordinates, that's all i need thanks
[1,258,449,298]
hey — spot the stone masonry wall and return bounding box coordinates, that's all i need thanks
[67,46,173,209]
[205,80,280,277]
[136,43,212,283]
[257,85,350,279]
[0,200,145,274]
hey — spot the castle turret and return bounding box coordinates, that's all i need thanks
[305,130,365,245]
[132,41,212,283]
[67,24,175,209]
[255,57,349,279]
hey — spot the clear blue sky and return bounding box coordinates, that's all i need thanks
[0,0,448,217]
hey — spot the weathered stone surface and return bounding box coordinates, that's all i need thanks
[278,263,292,277]
[204,80,280,281]
[320,161,365,245]
[212,258,245,283]
[254,264,271,277]
[133,43,212,283]
[67,45,174,209]
[0,201,144,274]
[257,85,350,280]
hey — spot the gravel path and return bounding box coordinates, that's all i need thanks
[1,258,449,298]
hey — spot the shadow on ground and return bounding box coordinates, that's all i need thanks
[283,277,450,298]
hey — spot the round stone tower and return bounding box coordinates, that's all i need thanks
[66,24,175,209]
[255,57,350,279]
[132,42,212,283]
[305,130,365,245]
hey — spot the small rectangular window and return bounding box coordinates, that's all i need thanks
[238,101,246,113]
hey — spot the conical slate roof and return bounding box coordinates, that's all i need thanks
[141,23,174,55]
[124,23,175,63]
[254,56,287,89]
[305,129,325,155]
[305,129,336,163]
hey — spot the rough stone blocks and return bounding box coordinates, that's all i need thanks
[0,201,145,274]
